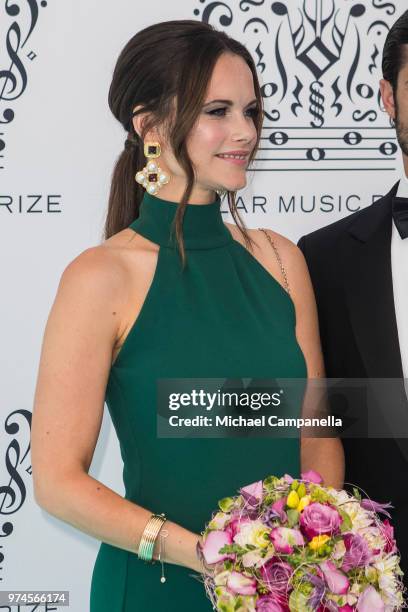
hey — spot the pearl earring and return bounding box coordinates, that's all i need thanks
[135,141,170,195]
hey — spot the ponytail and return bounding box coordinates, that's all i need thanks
[103,129,145,240]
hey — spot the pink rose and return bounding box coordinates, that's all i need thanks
[301,469,323,484]
[270,527,305,554]
[341,533,372,572]
[320,560,349,595]
[356,585,385,611]
[339,606,354,611]
[202,530,234,564]
[260,557,293,598]
[227,570,257,595]
[256,595,289,611]
[225,516,252,539]
[300,502,342,539]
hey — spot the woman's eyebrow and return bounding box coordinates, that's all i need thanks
[203,98,258,107]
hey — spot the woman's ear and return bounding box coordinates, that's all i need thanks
[131,105,162,142]
[132,105,147,138]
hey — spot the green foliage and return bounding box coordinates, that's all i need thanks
[352,487,362,501]
[219,543,247,556]
[309,485,334,503]
[263,492,279,507]
[218,497,235,512]
[263,475,280,491]
[289,589,314,612]
[297,483,307,498]
[338,508,352,533]
[286,508,300,527]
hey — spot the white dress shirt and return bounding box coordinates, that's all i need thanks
[391,175,408,385]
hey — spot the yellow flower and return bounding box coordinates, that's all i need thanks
[287,490,300,508]
[308,535,331,551]
[297,495,311,513]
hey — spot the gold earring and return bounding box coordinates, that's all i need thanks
[135,141,170,195]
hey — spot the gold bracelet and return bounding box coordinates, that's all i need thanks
[137,512,167,563]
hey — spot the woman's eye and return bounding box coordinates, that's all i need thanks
[207,107,227,116]
[247,107,260,118]
[206,107,260,117]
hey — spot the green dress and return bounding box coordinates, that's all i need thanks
[90,191,307,611]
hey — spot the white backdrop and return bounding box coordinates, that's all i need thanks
[0,1,405,610]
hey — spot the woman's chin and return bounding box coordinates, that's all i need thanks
[222,180,247,192]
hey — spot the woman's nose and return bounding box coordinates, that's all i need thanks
[230,113,256,143]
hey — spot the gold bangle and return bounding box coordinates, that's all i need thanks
[137,513,167,563]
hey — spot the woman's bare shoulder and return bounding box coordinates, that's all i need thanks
[58,227,157,310]
[69,227,157,275]
[223,221,308,294]
[224,221,305,266]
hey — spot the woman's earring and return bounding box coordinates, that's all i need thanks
[135,141,170,195]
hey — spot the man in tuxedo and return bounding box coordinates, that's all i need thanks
[298,11,408,579]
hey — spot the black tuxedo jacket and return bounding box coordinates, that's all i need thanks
[298,181,408,575]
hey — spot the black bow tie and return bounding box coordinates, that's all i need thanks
[392,197,408,239]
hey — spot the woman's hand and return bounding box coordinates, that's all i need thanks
[194,534,216,576]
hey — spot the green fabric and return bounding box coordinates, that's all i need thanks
[90,191,307,611]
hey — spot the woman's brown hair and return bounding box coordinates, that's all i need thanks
[105,19,264,268]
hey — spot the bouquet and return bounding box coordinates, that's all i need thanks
[197,471,405,611]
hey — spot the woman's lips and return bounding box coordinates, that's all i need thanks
[215,155,248,166]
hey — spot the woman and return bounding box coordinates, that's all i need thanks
[30,19,344,611]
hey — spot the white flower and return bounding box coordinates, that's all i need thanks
[345,593,359,606]
[360,526,386,553]
[329,490,372,531]
[350,581,362,596]
[214,586,257,612]
[236,597,257,612]
[341,501,372,531]
[332,539,346,560]
[242,547,275,569]
[214,570,231,587]
[365,566,378,583]
[373,553,400,574]
[233,520,271,549]
[330,489,351,505]
[373,554,402,607]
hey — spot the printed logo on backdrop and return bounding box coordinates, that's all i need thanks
[194,0,398,173]
[0,409,31,582]
[0,1,48,171]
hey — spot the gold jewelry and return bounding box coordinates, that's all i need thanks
[137,512,167,563]
[158,527,169,583]
[135,141,170,195]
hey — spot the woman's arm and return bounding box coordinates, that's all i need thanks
[31,246,202,572]
[256,230,345,489]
